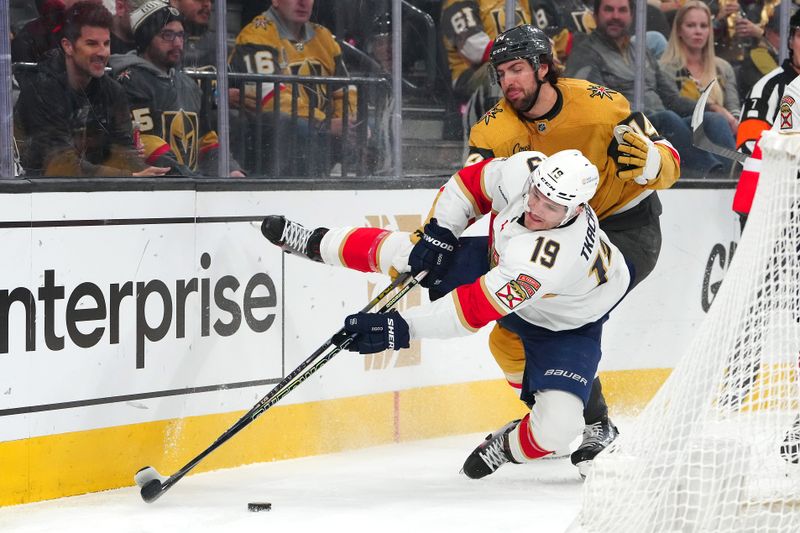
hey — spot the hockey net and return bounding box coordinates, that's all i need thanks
[574,131,800,533]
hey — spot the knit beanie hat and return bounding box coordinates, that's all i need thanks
[130,0,183,53]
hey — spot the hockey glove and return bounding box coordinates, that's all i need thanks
[343,310,410,354]
[408,218,458,288]
[613,125,662,185]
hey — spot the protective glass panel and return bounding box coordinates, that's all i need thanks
[12,1,146,178]
[223,0,394,178]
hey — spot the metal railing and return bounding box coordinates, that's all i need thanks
[12,61,390,179]
[187,71,391,178]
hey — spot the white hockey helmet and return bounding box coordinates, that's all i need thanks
[524,149,599,226]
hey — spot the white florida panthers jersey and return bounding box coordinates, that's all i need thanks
[403,151,631,338]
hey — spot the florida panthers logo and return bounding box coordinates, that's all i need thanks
[780,96,795,130]
[495,275,540,310]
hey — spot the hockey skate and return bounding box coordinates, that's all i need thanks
[461,420,520,479]
[570,416,619,479]
[261,215,327,262]
[780,415,800,464]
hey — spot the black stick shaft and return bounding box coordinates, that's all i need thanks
[143,271,424,501]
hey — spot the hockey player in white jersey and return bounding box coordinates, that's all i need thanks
[262,149,632,477]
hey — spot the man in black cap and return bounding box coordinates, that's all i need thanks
[109,0,244,176]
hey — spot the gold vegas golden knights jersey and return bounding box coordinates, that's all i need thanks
[441,0,532,84]
[230,10,354,122]
[468,78,681,219]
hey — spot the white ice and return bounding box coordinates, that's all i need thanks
[0,432,585,533]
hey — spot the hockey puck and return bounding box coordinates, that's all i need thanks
[247,502,272,512]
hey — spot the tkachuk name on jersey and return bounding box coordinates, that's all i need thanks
[580,209,598,260]
[544,368,588,386]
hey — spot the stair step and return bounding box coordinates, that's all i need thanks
[403,105,447,120]
[403,139,464,172]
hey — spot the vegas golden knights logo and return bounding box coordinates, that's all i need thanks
[288,59,326,112]
[163,110,199,170]
[363,214,424,372]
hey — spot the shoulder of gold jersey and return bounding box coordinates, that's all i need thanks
[558,77,632,119]
[559,78,630,106]
[235,15,275,44]
[471,99,516,131]
[311,23,338,43]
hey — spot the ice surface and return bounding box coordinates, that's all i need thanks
[0,432,583,533]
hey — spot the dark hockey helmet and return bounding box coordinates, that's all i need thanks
[791,9,800,37]
[489,25,552,72]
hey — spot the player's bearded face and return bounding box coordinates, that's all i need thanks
[497,60,539,113]
[523,186,568,230]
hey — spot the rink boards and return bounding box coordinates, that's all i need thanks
[0,186,738,505]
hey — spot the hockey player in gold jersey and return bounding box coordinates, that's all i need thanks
[467,24,682,472]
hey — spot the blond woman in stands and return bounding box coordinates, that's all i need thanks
[660,0,741,138]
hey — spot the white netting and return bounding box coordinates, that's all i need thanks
[575,131,800,533]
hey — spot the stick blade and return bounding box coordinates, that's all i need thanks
[140,478,165,503]
[691,79,715,131]
[136,466,169,503]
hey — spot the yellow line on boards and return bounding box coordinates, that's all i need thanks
[0,369,670,506]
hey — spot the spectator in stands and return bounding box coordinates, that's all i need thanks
[11,0,40,33]
[111,0,137,54]
[737,9,800,156]
[109,0,245,177]
[170,0,215,69]
[229,0,358,176]
[440,0,555,123]
[737,12,781,101]
[660,1,740,139]
[14,1,167,177]
[565,0,733,177]
[11,0,68,81]
[313,1,394,72]
[712,0,778,66]
[550,0,672,57]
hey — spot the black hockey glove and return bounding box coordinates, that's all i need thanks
[408,218,458,288]
[343,310,410,354]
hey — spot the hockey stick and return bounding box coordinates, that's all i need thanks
[135,270,425,503]
[691,79,747,164]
